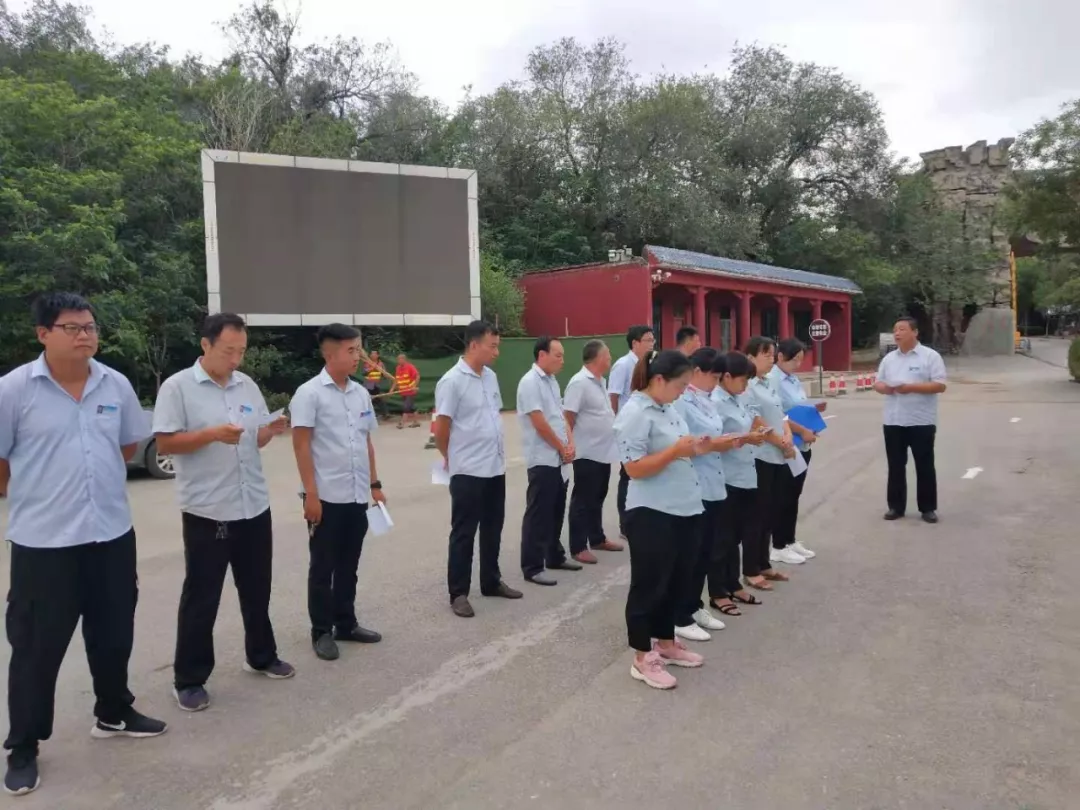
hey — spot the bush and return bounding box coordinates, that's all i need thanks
[1069,338,1080,382]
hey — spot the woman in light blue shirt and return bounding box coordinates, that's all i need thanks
[743,336,796,592]
[672,348,749,638]
[613,350,710,690]
[767,338,820,564]
[711,352,768,605]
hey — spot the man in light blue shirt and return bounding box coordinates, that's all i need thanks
[516,337,581,586]
[291,324,387,663]
[153,313,293,714]
[607,325,655,539]
[434,320,523,618]
[0,293,167,797]
[874,316,948,523]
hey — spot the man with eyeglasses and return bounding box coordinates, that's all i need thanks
[0,293,168,797]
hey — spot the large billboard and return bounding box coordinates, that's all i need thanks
[201,150,480,326]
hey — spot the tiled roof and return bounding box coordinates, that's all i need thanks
[645,245,862,294]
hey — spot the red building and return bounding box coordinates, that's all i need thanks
[519,245,861,371]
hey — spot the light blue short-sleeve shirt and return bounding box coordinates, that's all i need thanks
[289,368,378,504]
[607,352,638,411]
[613,391,703,517]
[711,387,758,489]
[746,376,786,465]
[563,367,618,464]
[434,358,506,479]
[152,361,271,522]
[673,387,728,502]
[767,365,809,413]
[877,343,947,427]
[0,355,149,548]
[516,364,567,469]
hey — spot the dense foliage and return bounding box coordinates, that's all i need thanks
[1,0,1069,398]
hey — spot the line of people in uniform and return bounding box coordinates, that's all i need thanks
[431,320,825,691]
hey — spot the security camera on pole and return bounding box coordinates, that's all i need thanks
[808,318,831,398]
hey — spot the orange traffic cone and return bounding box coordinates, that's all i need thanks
[838,375,848,395]
[827,376,837,397]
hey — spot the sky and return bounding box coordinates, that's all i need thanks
[12,0,1079,162]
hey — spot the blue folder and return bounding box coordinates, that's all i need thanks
[787,403,828,449]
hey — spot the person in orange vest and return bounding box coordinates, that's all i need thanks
[362,350,389,420]
[393,353,421,429]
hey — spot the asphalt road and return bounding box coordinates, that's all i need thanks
[1,339,1078,810]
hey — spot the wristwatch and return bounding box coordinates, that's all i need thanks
[370,480,382,490]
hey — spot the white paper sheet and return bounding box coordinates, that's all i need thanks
[259,408,285,427]
[786,450,808,477]
[367,503,394,536]
[561,464,571,483]
[431,461,451,486]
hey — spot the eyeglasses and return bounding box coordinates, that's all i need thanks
[53,323,99,337]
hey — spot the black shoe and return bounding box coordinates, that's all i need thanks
[173,685,211,712]
[548,560,583,571]
[921,511,938,524]
[336,625,382,644]
[481,581,523,599]
[313,633,340,661]
[242,659,296,679]
[451,595,475,617]
[91,707,168,739]
[883,510,904,521]
[526,573,558,586]
[4,752,39,796]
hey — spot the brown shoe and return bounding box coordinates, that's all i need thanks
[451,596,475,617]
[593,540,624,552]
[573,550,598,564]
[481,581,523,599]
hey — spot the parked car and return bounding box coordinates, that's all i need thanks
[127,409,174,479]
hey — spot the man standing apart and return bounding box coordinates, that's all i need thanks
[608,325,656,540]
[0,293,167,797]
[153,313,293,714]
[874,316,948,523]
[393,352,421,430]
[434,321,523,618]
[564,339,623,562]
[675,325,702,355]
[517,337,582,586]
[291,324,386,662]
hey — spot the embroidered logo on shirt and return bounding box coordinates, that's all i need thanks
[96,404,119,414]
[239,404,253,414]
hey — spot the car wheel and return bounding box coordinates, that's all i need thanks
[146,440,175,480]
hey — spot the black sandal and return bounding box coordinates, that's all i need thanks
[710,599,742,616]
[731,591,762,605]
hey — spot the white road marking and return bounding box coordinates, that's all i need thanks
[1010,417,1021,423]
[961,467,983,480]
[208,566,631,810]
[824,415,837,420]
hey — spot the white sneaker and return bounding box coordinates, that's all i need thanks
[675,623,711,642]
[790,541,816,559]
[692,608,726,631]
[773,547,807,565]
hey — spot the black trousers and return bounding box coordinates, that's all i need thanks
[624,508,700,652]
[676,499,723,627]
[616,465,630,537]
[773,449,811,549]
[308,501,368,639]
[715,486,756,595]
[521,466,569,577]
[568,459,611,554]
[174,509,278,690]
[5,530,138,756]
[884,425,938,514]
[448,474,505,600]
[747,460,782,576]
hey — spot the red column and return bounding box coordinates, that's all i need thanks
[738,292,752,350]
[693,286,707,332]
[778,295,791,339]
[811,299,823,368]
[842,301,852,370]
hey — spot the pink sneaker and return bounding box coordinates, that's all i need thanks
[654,639,704,668]
[630,651,677,690]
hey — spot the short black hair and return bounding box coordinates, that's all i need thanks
[676,325,699,345]
[631,349,692,391]
[533,335,560,361]
[625,324,653,349]
[316,323,361,345]
[32,292,93,329]
[895,316,918,331]
[582,339,606,363]
[688,346,718,372]
[464,319,499,347]
[202,312,247,344]
[776,338,806,362]
[720,351,753,379]
[743,335,776,358]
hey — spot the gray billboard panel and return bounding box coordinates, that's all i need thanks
[201,151,480,327]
